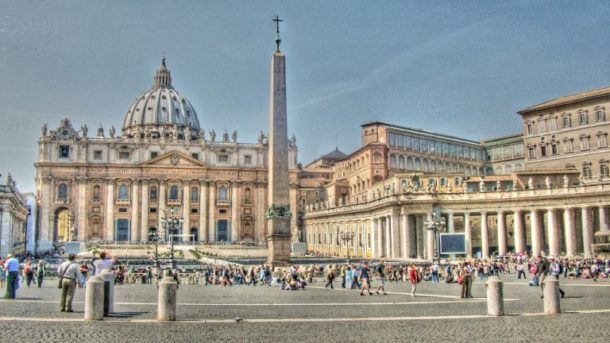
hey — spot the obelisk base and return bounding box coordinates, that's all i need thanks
[267,233,291,268]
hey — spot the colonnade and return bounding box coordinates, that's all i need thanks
[306,205,610,259]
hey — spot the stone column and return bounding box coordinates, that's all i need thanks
[599,206,609,232]
[77,177,87,241]
[377,218,384,258]
[208,182,216,242]
[547,209,559,256]
[464,212,472,258]
[105,179,114,241]
[531,209,541,257]
[131,180,139,242]
[426,212,435,260]
[384,217,391,258]
[158,180,166,238]
[416,215,424,259]
[391,213,400,258]
[481,212,489,259]
[497,211,506,255]
[447,212,455,233]
[231,182,240,241]
[39,176,53,248]
[563,208,576,257]
[582,207,593,258]
[199,180,208,243]
[513,210,525,254]
[182,182,190,243]
[255,182,266,242]
[401,214,410,259]
[371,219,378,258]
[140,180,149,242]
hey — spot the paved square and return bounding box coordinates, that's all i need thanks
[1,275,609,342]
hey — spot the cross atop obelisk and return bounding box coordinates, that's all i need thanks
[267,15,291,267]
[273,15,283,52]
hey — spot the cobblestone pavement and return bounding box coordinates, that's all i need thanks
[0,276,609,342]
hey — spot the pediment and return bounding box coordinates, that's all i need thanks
[141,151,205,167]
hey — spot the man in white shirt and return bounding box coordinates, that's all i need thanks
[93,252,114,276]
[57,254,82,312]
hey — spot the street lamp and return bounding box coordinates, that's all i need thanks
[160,207,184,270]
[339,230,355,264]
[424,207,446,264]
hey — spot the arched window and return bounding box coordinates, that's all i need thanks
[218,186,228,201]
[373,152,381,162]
[414,158,421,171]
[118,184,129,200]
[169,185,179,200]
[407,157,414,170]
[244,187,252,203]
[191,187,199,202]
[58,183,68,201]
[398,155,405,169]
[92,185,101,202]
[149,186,158,202]
[389,154,397,168]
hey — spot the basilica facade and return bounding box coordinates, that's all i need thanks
[35,59,299,251]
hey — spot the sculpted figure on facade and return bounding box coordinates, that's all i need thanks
[184,127,191,143]
[563,175,569,188]
[223,129,229,143]
[199,128,206,142]
[41,123,48,137]
[109,126,116,139]
[97,125,104,138]
[512,179,518,191]
[209,129,216,142]
[258,131,266,145]
[528,177,534,189]
[479,179,485,192]
[545,176,551,188]
[496,180,502,191]
[69,225,77,242]
[81,124,88,138]
[232,130,238,143]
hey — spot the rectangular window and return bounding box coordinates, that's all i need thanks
[191,153,199,160]
[118,208,128,213]
[191,208,198,214]
[93,150,102,160]
[596,110,605,122]
[564,140,573,153]
[59,145,70,158]
[150,152,158,159]
[551,144,558,155]
[244,155,252,165]
[581,137,590,150]
[218,154,229,162]
[528,147,536,158]
[579,113,588,125]
[119,152,130,160]
[562,116,570,128]
[149,208,157,213]
[598,135,608,148]
[527,123,533,134]
[540,146,547,157]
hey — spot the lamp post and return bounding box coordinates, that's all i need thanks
[339,230,355,264]
[160,207,184,270]
[424,207,446,264]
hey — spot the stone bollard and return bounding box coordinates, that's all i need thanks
[84,276,104,321]
[486,276,504,316]
[99,270,116,315]
[543,278,561,314]
[157,276,178,321]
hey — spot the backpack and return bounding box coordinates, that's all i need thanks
[376,265,384,274]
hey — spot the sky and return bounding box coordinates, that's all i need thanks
[1,0,609,193]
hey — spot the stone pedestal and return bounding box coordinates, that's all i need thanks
[291,242,307,256]
[84,276,104,321]
[64,242,84,255]
[267,233,291,267]
[543,278,561,314]
[157,276,178,321]
[486,276,504,316]
[99,270,115,314]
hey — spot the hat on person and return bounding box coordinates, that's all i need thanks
[6,254,12,258]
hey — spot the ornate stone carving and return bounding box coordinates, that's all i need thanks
[266,204,292,219]
[209,129,216,142]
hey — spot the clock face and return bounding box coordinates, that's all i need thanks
[62,130,69,138]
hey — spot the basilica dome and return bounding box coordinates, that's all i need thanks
[122,58,201,137]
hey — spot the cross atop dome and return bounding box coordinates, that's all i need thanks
[154,57,173,89]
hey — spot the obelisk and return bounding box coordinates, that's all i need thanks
[266,16,291,266]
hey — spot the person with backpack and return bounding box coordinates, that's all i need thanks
[549,258,566,298]
[23,261,35,287]
[408,264,419,297]
[35,260,45,288]
[375,261,387,295]
[359,263,372,296]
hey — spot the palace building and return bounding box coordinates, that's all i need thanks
[34,59,299,252]
[303,87,610,260]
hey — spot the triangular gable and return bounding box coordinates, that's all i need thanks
[141,151,205,167]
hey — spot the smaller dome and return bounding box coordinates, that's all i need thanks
[122,58,201,136]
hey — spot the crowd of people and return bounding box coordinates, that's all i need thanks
[1,251,609,311]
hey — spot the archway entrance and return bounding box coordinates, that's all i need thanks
[55,208,70,242]
[190,228,198,242]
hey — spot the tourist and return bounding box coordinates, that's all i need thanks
[535,256,548,298]
[408,264,419,297]
[35,260,45,288]
[0,259,6,288]
[79,262,89,287]
[93,252,114,275]
[459,262,472,298]
[431,262,440,283]
[375,261,387,295]
[23,261,34,287]
[57,254,82,312]
[325,265,335,289]
[359,263,372,296]
[3,254,20,299]
[516,261,526,279]
[345,266,353,291]
[549,258,566,298]
[351,264,361,290]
